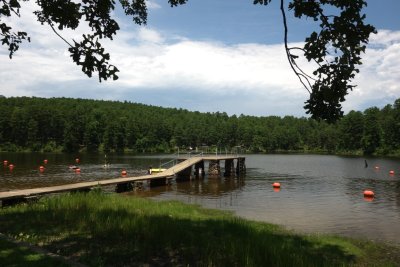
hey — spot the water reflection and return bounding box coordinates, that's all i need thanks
[148,154,400,245]
[0,152,155,190]
[1,152,400,245]
[177,177,244,196]
[126,177,245,199]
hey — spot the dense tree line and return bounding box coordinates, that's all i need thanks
[0,97,399,156]
[1,1,375,121]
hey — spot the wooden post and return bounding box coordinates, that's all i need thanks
[194,160,205,178]
[208,160,220,177]
[133,181,144,190]
[224,159,235,177]
[236,157,246,175]
[176,165,193,182]
[149,178,167,187]
[115,182,133,192]
[1,196,38,207]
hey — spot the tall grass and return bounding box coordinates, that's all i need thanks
[1,191,399,266]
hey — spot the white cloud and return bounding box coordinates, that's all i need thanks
[344,29,400,111]
[146,0,162,9]
[137,28,165,43]
[0,1,399,116]
[106,39,310,96]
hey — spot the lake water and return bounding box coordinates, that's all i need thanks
[1,152,400,245]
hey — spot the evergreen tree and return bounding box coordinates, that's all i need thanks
[362,107,381,155]
[338,111,364,151]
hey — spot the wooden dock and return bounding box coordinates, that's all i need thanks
[0,155,245,206]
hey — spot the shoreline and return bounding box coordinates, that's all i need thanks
[1,191,400,266]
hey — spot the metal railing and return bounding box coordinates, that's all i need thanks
[188,151,203,158]
[157,152,178,169]
[159,151,205,169]
[159,158,178,169]
[158,147,242,170]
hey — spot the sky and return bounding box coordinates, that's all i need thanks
[0,0,399,117]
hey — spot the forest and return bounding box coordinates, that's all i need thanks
[0,96,399,156]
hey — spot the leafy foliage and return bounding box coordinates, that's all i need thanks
[68,34,119,81]
[0,96,399,156]
[0,0,31,58]
[282,0,376,122]
[1,0,376,121]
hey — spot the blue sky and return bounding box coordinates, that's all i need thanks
[1,0,399,117]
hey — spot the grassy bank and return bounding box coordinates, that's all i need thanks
[0,236,70,266]
[1,192,399,266]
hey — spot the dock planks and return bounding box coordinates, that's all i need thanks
[0,156,243,202]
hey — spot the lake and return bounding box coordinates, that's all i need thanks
[1,152,400,244]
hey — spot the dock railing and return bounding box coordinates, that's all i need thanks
[159,158,177,169]
[188,151,203,158]
[159,152,179,169]
[159,147,242,169]
[159,151,205,169]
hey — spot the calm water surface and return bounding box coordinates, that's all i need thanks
[1,153,400,244]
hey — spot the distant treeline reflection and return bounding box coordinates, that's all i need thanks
[0,97,399,156]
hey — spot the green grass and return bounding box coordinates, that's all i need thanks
[1,191,399,266]
[0,237,70,267]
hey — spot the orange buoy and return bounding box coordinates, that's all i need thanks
[3,160,8,165]
[272,182,281,188]
[273,187,281,192]
[75,158,80,163]
[364,196,374,202]
[75,168,81,173]
[389,170,395,175]
[363,190,374,197]
[44,159,48,164]
[39,166,45,172]
[121,170,127,176]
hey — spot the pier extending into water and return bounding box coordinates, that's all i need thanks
[0,155,245,207]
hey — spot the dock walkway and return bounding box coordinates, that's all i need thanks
[0,155,244,205]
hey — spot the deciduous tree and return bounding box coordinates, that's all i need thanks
[1,0,376,121]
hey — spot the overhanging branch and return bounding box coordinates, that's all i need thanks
[280,0,311,94]
[48,20,73,48]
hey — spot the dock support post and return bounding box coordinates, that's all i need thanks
[1,196,38,207]
[208,160,220,177]
[176,166,193,182]
[194,161,205,178]
[115,182,133,193]
[149,178,167,187]
[236,157,246,175]
[224,159,235,177]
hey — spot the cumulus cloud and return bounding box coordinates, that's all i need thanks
[0,1,399,116]
[136,28,165,43]
[345,29,400,111]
